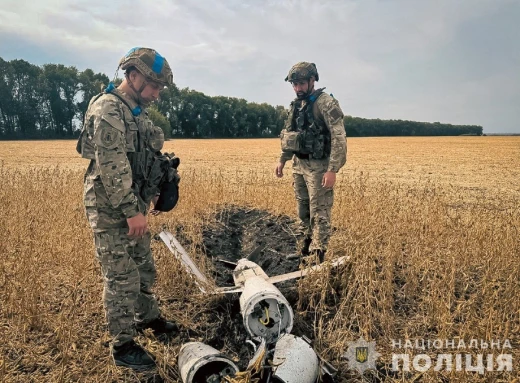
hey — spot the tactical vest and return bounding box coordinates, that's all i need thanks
[76,90,159,202]
[285,89,330,159]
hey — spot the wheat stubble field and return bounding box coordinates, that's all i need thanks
[0,137,519,383]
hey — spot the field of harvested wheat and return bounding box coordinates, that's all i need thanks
[0,137,519,383]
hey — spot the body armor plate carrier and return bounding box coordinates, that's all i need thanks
[77,90,179,211]
[280,88,330,159]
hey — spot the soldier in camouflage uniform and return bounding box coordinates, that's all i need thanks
[77,47,178,370]
[276,62,347,263]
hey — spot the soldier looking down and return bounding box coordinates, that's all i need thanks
[276,62,347,264]
[77,47,180,370]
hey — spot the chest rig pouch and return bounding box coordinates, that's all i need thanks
[77,89,173,207]
[109,92,175,209]
[111,95,158,205]
[280,89,330,159]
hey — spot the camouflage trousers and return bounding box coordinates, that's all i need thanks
[292,157,334,252]
[93,229,160,347]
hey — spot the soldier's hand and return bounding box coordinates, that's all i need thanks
[322,171,336,188]
[150,195,162,216]
[127,213,148,238]
[275,162,285,178]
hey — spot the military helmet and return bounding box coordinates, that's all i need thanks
[119,47,173,87]
[285,62,319,82]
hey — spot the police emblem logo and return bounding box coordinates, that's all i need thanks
[356,347,368,363]
[344,337,381,374]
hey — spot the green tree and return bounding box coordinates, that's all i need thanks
[0,56,484,139]
[42,64,80,137]
[0,58,17,137]
[5,59,44,138]
[147,105,172,138]
[77,69,110,126]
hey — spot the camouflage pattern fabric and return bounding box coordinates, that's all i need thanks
[279,90,347,252]
[279,92,347,171]
[292,158,334,252]
[315,93,347,172]
[95,230,159,347]
[285,61,319,82]
[82,89,164,230]
[80,89,165,347]
[119,47,173,87]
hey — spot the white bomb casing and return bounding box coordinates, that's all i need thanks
[272,334,320,383]
[178,342,238,383]
[239,275,294,344]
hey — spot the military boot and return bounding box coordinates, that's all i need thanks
[315,249,326,263]
[299,249,326,267]
[287,236,312,260]
[308,249,326,264]
[137,317,178,335]
[112,340,155,370]
[299,236,312,257]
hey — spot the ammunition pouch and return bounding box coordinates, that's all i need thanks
[299,124,320,155]
[281,125,327,158]
[280,130,301,153]
[283,90,330,160]
[146,124,165,152]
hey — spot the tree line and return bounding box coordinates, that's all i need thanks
[345,116,482,137]
[154,86,286,138]
[0,57,483,139]
[0,58,109,139]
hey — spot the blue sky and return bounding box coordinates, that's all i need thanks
[1,0,519,133]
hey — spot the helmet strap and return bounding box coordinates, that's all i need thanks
[304,79,311,98]
[125,72,149,106]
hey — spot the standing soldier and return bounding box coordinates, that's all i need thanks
[77,47,179,370]
[275,62,347,264]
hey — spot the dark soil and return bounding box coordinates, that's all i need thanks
[186,205,315,371]
[201,205,301,287]
[172,205,344,381]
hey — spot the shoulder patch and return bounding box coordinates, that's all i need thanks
[319,95,343,123]
[329,106,344,122]
[94,125,122,150]
[101,127,118,147]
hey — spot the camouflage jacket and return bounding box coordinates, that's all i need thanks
[279,90,347,173]
[77,89,164,230]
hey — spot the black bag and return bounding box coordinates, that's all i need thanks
[154,179,179,212]
[153,154,180,212]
